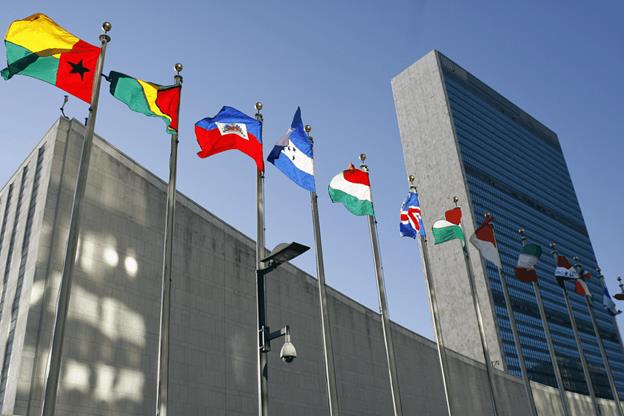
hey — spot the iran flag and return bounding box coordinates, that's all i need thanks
[469,215,501,268]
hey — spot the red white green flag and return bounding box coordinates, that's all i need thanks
[469,215,501,268]
[515,243,542,282]
[328,164,374,216]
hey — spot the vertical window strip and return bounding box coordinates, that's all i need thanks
[0,165,28,406]
[0,185,14,261]
[0,145,45,405]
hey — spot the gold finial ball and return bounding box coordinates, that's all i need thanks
[255,102,263,111]
[453,196,459,204]
[174,63,183,73]
[484,212,492,218]
[518,227,525,234]
[359,153,366,162]
[304,124,312,134]
[102,22,112,32]
[573,256,579,262]
[408,174,415,183]
[596,267,602,274]
[550,241,557,249]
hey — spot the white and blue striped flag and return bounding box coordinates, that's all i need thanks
[267,107,315,192]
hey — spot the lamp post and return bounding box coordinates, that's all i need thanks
[256,242,310,416]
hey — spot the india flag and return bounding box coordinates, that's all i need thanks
[328,164,374,216]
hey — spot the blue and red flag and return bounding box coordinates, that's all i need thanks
[400,191,426,238]
[195,106,264,171]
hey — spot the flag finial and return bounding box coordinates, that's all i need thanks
[408,175,417,191]
[359,154,368,171]
[304,124,311,134]
[174,63,183,74]
[549,241,557,253]
[255,102,263,122]
[101,21,112,42]
[518,228,527,245]
[452,196,459,206]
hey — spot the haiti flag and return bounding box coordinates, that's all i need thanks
[195,106,263,171]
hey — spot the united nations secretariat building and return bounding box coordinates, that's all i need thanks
[0,51,622,415]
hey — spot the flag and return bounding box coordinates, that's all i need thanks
[603,287,621,316]
[432,207,464,245]
[328,164,373,216]
[555,255,578,287]
[1,13,100,103]
[267,107,315,192]
[515,243,542,282]
[469,215,501,268]
[107,71,181,133]
[195,106,264,171]
[575,279,591,297]
[400,191,425,239]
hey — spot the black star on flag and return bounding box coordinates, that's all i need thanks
[68,59,90,80]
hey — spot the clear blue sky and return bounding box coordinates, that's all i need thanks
[1,0,623,340]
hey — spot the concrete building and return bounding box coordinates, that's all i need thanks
[392,50,624,403]
[0,116,620,415]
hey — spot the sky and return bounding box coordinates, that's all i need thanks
[0,0,623,340]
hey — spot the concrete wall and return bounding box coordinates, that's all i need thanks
[1,118,620,415]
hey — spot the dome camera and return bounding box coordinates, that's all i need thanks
[280,340,297,363]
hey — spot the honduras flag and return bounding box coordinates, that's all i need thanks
[267,108,315,192]
[400,191,426,238]
[604,286,621,316]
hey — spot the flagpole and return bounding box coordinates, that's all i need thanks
[408,176,453,416]
[360,154,403,416]
[550,242,601,415]
[155,63,183,416]
[486,216,537,416]
[305,125,340,416]
[603,272,624,359]
[254,102,269,416]
[453,197,500,416]
[40,22,111,416]
[574,258,623,416]
[518,228,571,416]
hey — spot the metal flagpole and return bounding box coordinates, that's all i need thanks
[40,22,111,416]
[408,176,453,416]
[305,125,340,416]
[155,63,184,416]
[360,154,403,416]
[550,242,601,416]
[518,229,571,416]
[486,216,537,416]
[254,102,269,416]
[575,259,623,416]
[453,197,499,416]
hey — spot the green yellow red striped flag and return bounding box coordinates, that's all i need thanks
[107,71,181,133]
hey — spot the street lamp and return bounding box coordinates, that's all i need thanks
[256,242,310,415]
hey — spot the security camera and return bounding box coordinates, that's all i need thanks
[280,340,297,363]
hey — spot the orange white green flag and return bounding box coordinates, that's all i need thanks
[1,13,101,103]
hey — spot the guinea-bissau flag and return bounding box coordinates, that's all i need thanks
[107,71,181,133]
[1,13,100,103]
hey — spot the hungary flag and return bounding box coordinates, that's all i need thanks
[432,207,464,245]
[1,13,101,103]
[469,215,501,268]
[107,71,181,133]
[328,164,374,216]
[515,243,542,282]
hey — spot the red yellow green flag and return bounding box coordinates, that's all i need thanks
[1,13,100,103]
[107,71,181,133]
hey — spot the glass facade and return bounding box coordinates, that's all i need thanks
[441,64,624,399]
